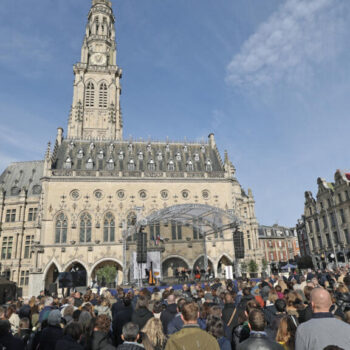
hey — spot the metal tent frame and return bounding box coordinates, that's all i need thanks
[122,204,242,284]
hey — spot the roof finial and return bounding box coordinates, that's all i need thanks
[45,142,51,160]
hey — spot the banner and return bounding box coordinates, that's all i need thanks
[132,251,162,280]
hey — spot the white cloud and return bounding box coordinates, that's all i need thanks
[226,0,348,88]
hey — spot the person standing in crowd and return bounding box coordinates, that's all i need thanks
[237,309,284,350]
[206,315,231,350]
[55,321,84,350]
[131,296,153,330]
[142,318,167,350]
[295,288,350,350]
[160,294,177,333]
[117,322,144,350]
[165,301,220,350]
[87,314,116,350]
[0,320,25,350]
[38,309,63,350]
[14,317,31,346]
[167,298,186,335]
[113,296,133,346]
[276,315,298,350]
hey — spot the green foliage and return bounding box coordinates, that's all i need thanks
[248,259,258,273]
[96,265,117,285]
[240,261,248,273]
[262,258,268,272]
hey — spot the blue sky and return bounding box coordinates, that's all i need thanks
[1,0,350,227]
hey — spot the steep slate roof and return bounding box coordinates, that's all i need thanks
[51,140,223,174]
[0,161,44,196]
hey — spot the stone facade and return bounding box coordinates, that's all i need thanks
[303,170,350,268]
[259,224,299,272]
[0,0,262,296]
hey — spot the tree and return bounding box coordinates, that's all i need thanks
[261,258,268,273]
[248,259,258,275]
[240,261,247,273]
[96,265,117,287]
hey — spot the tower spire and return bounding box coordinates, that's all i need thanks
[67,0,123,141]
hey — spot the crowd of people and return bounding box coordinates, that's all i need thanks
[0,267,350,349]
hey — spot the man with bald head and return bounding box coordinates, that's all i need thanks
[295,287,350,350]
[161,293,177,334]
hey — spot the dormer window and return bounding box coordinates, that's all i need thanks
[201,145,206,153]
[106,159,114,170]
[128,143,133,152]
[89,142,95,150]
[176,153,181,161]
[109,143,114,151]
[118,151,124,160]
[64,157,72,169]
[86,158,93,170]
[186,160,194,171]
[165,144,170,152]
[77,149,84,159]
[206,160,212,172]
[97,150,104,159]
[168,160,175,171]
[147,144,152,152]
[69,141,75,149]
[138,151,143,160]
[157,152,163,161]
[148,160,156,171]
[194,153,200,161]
[128,159,135,171]
[183,145,188,152]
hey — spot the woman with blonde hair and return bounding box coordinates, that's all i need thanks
[141,317,167,350]
[276,314,298,350]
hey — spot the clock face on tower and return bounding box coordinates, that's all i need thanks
[90,53,107,66]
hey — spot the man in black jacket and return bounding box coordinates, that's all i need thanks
[160,294,177,334]
[221,293,235,334]
[131,296,153,330]
[237,309,283,350]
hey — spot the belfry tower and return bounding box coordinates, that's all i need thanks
[67,0,123,140]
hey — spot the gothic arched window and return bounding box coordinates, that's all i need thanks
[85,82,95,107]
[99,83,108,108]
[80,213,92,243]
[55,213,67,244]
[104,212,115,242]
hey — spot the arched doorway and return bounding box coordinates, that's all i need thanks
[193,256,214,274]
[162,257,189,279]
[217,255,232,278]
[65,262,87,287]
[91,260,123,288]
[44,263,59,290]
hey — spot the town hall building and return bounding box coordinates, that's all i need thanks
[0,0,262,296]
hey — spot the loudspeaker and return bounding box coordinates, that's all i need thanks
[58,272,73,288]
[49,283,57,295]
[233,231,245,259]
[137,226,147,264]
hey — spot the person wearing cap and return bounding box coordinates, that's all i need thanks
[38,309,63,350]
